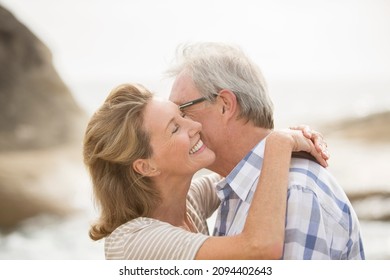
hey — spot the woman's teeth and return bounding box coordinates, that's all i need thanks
[190,139,203,154]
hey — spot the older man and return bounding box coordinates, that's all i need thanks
[167,42,365,259]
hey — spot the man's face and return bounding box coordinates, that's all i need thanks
[169,71,222,159]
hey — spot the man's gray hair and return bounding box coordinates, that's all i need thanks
[167,42,274,129]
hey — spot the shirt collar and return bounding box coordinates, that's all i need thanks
[216,138,267,202]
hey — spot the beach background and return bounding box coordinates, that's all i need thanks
[0,0,389,259]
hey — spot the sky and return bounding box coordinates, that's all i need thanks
[1,0,390,116]
[2,0,390,81]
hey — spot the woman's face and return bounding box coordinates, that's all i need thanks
[142,97,215,177]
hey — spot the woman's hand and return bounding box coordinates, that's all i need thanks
[290,124,329,161]
[273,127,329,168]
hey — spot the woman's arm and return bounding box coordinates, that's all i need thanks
[195,130,319,259]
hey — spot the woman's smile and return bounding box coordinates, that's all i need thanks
[189,139,205,155]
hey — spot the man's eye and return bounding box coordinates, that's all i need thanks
[181,112,187,118]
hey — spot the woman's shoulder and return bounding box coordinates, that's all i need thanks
[105,217,208,260]
[105,217,170,259]
[189,172,222,197]
[191,172,223,187]
[187,172,222,227]
[107,217,164,238]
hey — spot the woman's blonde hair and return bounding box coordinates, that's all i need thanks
[83,83,159,240]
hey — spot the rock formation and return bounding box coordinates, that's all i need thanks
[0,5,88,228]
[321,110,390,143]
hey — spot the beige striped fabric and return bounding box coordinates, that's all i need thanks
[105,173,221,260]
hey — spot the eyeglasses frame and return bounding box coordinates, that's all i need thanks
[178,94,219,110]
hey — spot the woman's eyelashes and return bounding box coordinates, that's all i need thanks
[172,112,189,134]
[172,124,179,134]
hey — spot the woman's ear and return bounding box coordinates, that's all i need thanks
[133,159,160,177]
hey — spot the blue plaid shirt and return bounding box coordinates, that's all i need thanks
[213,138,365,259]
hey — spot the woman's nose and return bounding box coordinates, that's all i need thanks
[186,118,202,137]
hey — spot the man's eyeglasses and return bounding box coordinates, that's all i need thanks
[178,94,218,110]
[178,97,208,110]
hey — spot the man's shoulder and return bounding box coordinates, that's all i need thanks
[288,157,346,198]
[289,156,325,176]
[287,158,354,212]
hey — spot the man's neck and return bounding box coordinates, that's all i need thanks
[209,123,272,177]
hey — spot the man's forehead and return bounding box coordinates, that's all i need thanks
[169,72,199,104]
[168,86,184,104]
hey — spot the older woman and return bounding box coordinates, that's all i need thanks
[83,83,328,260]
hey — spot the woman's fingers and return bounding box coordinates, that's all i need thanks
[290,125,330,163]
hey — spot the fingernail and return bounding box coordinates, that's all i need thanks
[323,150,330,160]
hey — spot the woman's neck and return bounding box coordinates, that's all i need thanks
[149,173,194,231]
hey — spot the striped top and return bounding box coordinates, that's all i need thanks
[105,173,221,260]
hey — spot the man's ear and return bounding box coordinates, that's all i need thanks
[132,159,160,177]
[217,89,237,119]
